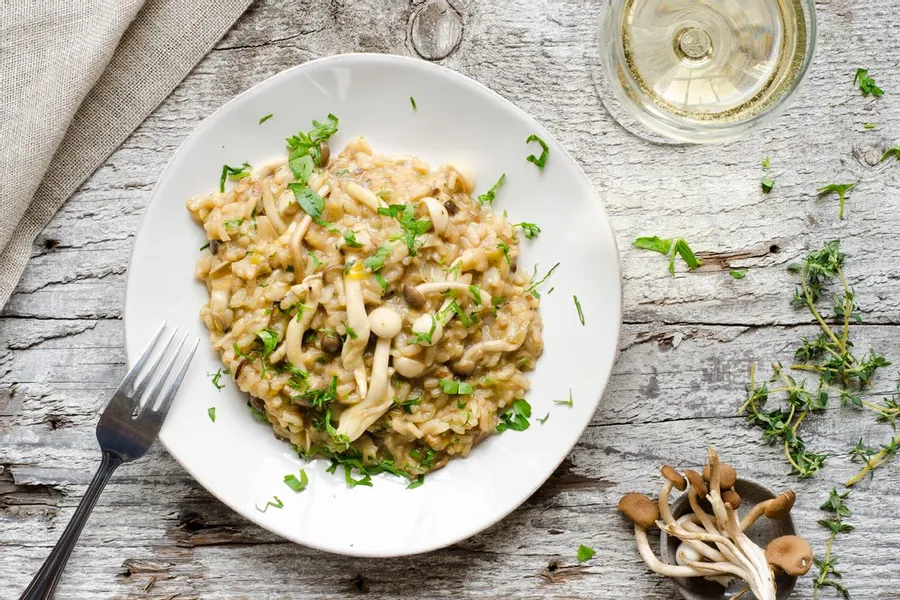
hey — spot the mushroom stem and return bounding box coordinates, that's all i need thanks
[659,480,724,564]
[415,282,493,308]
[284,278,322,370]
[341,263,371,398]
[289,215,313,277]
[740,490,796,531]
[336,336,393,441]
[261,179,288,234]
[633,526,718,579]
[345,181,385,213]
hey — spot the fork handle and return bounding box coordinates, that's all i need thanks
[20,451,123,600]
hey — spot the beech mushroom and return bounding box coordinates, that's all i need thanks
[261,179,288,234]
[454,325,527,375]
[289,216,313,276]
[415,281,492,308]
[765,535,813,576]
[722,489,742,509]
[336,307,400,441]
[411,313,443,347]
[703,463,737,490]
[740,490,796,531]
[284,277,322,370]
[345,181,385,213]
[402,283,427,309]
[420,197,449,235]
[341,262,371,398]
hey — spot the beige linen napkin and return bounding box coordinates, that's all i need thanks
[0,0,252,307]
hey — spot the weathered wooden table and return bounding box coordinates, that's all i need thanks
[3,0,900,597]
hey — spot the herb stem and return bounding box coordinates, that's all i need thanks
[846,434,900,486]
[801,264,845,354]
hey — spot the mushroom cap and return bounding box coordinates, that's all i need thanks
[411,313,443,346]
[722,489,742,509]
[765,535,813,576]
[764,490,796,519]
[684,470,709,497]
[660,466,687,491]
[617,492,660,530]
[369,306,402,339]
[702,463,737,490]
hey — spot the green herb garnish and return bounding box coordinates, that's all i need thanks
[817,183,856,220]
[526,262,560,298]
[854,68,884,97]
[255,329,279,357]
[573,295,585,325]
[256,496,284,513]
[881,146,900,163]
[440,378,474,395]
[407,474,425,489]
[208,367,230,391]
[762,176,775,194]
[554,389,574,407]
[478,174,506,205]
[284,470,309,492]
[207,407,216,422]
[288,183,325,219]
[633,236,702,276]
[377,204,431,256]
[577,545,596,562]
[259,113,273,125]
[525,134,549,170]
[813,489,853,598]
[343,230,363,248]
[395,396,424,414]
[729,269,748,280]
[286,113,339,174]
[514,222,541,239]
[497,241,511,265]
[537,413,550,425]
[247,401,269,424]
[363,243,392,271]
[497,398,531,432]
[220,162,252,193]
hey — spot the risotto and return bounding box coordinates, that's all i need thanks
[187,115,544,483]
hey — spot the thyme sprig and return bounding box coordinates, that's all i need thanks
[813,489,853,599]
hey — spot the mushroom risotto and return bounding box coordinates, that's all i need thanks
[187,115,544,482]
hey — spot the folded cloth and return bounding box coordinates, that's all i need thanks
[0,0,252,307]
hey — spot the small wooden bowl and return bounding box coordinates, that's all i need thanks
[659,478,798,600]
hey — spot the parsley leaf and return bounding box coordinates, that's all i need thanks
[395,396,424,414]
[729,269,748,280]
[343,230,363,248]
[514,222,541,239]
[573,295,585,325]
[286,114,339,171]
[881,146,900,163]
[255,329,279,358]
[854,68,884,97]
[288,183,325,219]
[284,470,309,492]
[497,398,531,432]
[634,236,702,276]
[762,156,771,169]
[410,96,417,110]
[526,262,560,298]
[633,236,672,255]
[577,545,596,562]
[377,204,430,256]
[208,367,230,391]
[207,407,216,422]
[259,113,273,124]
[525,134,549,170]
[497,241,511,264]
[537,413,550,424]
[673,239,701,271]
[363,243,392,271]
[219,162,252,193]
[440,378,474,395]
[247,401,269,424]
[761,176,775,194]
[817,183,857,220]
[478,174,506,205]
[256,496,284,512]
[554,389,574,407]
[407,474,425,489]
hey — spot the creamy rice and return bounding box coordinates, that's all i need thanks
[187,133,543,480]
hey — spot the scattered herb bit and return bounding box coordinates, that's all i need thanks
[342,322,358,340]
[497,241,511,265]
[813,489,853,598]
[200,242,210,251]
[295,376,339,409]
[497,398,532,432]
[289,183,325,219]
[410,96,417,110]
[468,285,483,305]
[286,113,339,174]
[762,157,771,169]
[247,401,269,424]
[396,396,424,414]
[854,68,884,97]
[514,222,541,239]
[407,474,425,489]
[223,218,245,230]
[307,250,322,268]
[573,295,585,326]
[864,122,877,130]
[342,230,363,248]
[207,407,216,422]
[219,162,252,193]
[440,378,474,395]
[761,176,775,194]
[525,134,549,170]
[284,470,309,492]
[526,262,560,298]
[259,113,274,125]
[363,243,392,271]
[577,544,596,562]
[537,413,550,425]
[846,434,900,487]
[255,329,279,358]
[377,204,431,256]
[729,269,748,280]
[881,146,900,163]
[374,271,388,293]
[554,389,574,407]
[411,313,438,345]
[208,367,230,391]
[256,496,284,513]
[478,173,506,205]
[633,236,702,276]
[817,183,856,220]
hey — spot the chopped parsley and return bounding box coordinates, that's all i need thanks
[440,378,474,395]
[342,322,358,340]
[573,295,585,325]
[497,398,531,432]
[554,389,574,407]
[286,113,339,175]
[477,173,506,205]
[881,146,900,163]
[497,241,511,264]
[514,222,541,239]
[525,134,549,170]
[854,68,884,97]
[537,413,550,425]
[307,250,321,268]
[288,183,325,218]
[295,376,339,409]
[469,285,482,305]
[255,329,279,357]
[247,401,269,423]
[207,407,216,422]
[363,243,392,271]
[223,218,245,230]
[200,242,210,251]
[396,396,424,414]
[208,367,230,391]
[762,157,771,169]
[577,544,596,562]
[817,183,857,220]
[761,176,775,194]
[410,96,417,110]
[219,162,252,193]
[729,269,748,280]
[256,496,284,513]
[447,300,478,328]
[259,113,273,125]
[284,470,309,492]
[526,262,560,298]
[374,271,388,293]
[343,230,363,248]
[633,236,702,276]
[377,204,431,256]
[411,313,438,345]
[407,474,425,489]
[864,122,877,130]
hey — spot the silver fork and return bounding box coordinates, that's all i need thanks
[20,322,198,600]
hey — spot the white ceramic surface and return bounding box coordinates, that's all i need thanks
[124,53,622,557]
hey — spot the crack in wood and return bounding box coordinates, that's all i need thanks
[0,464,64,517]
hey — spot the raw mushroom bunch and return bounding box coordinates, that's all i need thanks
[617,447,813,600]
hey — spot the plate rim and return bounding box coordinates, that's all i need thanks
[123,52,623,556]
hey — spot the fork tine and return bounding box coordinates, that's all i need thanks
[140,332,189,412]
[116,321,166,395]
[132,327,178,400]
[151,337,199,417]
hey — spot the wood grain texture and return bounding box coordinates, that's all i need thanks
[3,0,900,598]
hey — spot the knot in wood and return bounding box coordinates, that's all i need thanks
[410,0,463,61]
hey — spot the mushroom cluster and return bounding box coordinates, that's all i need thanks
[617,447,812,600]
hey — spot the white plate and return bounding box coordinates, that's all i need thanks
[125,53,622,557]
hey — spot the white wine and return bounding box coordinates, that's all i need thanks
[596,0,816,143]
